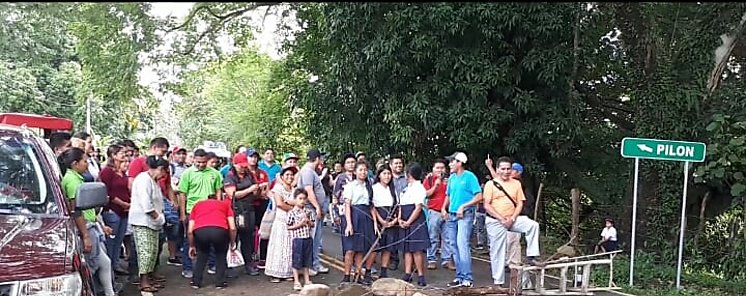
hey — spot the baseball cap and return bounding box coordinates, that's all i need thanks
[446,152,468,164]
[512,163,524,173]
[172,146,187,153]
[245,148,259,157]
[284,152,299,162]
[355,151,366,158]
[307,148,326,160]
[232,153,249,167]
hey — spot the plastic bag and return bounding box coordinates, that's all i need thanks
[226,248,245,268]
[259,199,275,240]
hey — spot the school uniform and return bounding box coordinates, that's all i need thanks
[341,179,375,253]
[399,181,430,253]
[372,183,400,253]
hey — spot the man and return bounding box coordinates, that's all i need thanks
[73,132,100,181]
[259,148,282,184]
[177,148,224,278]
[424,159,455,270]
[126,137,175,282]
[388,154,407,270]
[166,146,188,266]
[170,146,189,182]
[443,152,483,288]
[483,156,543,287]
[49,132,72,156]
[296,148,330,275]
[119,139,139,161]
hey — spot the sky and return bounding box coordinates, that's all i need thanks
[137,2,287,143]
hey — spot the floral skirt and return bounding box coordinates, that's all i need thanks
[264,210,293,278]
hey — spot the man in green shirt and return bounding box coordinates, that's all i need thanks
[178,148,224,278]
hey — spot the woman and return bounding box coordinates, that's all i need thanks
[371,164,400,279]
[188,194,237,289]
[59,148,117,296]
[223,152,268,276]
[129,156,168,292]
[100,144,131,274]
[264,166,299,282]
[398,163,430,286]
[341,161,377,284]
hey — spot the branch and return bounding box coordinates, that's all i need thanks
[576,84,635,131]
[166,3,210,32]
[704,12,746,103]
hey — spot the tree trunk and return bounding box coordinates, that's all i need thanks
[694,192,710,246]
[571,188,580,247]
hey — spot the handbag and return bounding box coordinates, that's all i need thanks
[226,248,245,268]
[258,199,275,240]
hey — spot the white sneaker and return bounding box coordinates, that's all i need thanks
[309,269,318,277]
[316,265,329,274]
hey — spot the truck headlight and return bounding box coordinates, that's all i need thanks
[18,273,82,296]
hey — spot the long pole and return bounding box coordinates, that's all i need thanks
[676,161,690,289]
[85,95,92,134]
[629,157,640,286]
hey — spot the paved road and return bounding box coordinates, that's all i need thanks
[120,224,625,296]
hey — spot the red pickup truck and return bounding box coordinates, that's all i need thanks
[0,115,106,295]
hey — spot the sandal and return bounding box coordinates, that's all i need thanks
[293,282,303,291]
[270,277,281,283]
[152,282,164,289]
[151,275,167,283]
[139,286,158,293]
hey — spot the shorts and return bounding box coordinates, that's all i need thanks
[164,222,182,242]
[291,237,313,269]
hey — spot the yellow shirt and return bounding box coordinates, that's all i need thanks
[483,178,525,218]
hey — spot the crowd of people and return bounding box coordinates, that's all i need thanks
[47,131,621,294]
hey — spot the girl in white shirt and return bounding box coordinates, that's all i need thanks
[341,161,376,284]
[398,163,430,287]
[371,164,400,279]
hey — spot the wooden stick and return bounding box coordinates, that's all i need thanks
[534,183,544,221]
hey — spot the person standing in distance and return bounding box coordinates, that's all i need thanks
[296,148,330,275]
[443,152,483,288]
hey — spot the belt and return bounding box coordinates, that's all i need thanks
[449,208,475,216]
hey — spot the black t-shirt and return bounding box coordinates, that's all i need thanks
[224,171,256,209]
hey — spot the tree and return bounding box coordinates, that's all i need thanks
[172,47,305,153]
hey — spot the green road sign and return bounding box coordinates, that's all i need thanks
[621,137,706,162]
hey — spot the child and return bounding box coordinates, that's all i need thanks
[287,188,315,290]
[596,218,618,253]
[398,163,431,287]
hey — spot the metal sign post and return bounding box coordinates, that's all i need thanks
[629,158,640,286]
[620,137,706,289]
[676,161,690,289]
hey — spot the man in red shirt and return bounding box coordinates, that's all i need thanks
[126,137,175,281]
[423,158,455,270]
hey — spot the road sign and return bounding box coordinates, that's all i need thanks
[621,137,706,163]
[621,137,707,290]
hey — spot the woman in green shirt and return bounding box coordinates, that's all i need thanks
[59,147,117,296]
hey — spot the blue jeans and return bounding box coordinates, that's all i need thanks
[427,209,454,263]
[102,211,127,271]
[181,214,193,272]
[446,209,475,283]
[473,212,487,246]
[310,198,328,270]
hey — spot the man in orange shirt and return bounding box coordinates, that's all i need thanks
[483,156,542,286]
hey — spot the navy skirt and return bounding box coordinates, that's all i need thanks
[375,207,400,253]
[341,204,376,253]
[399,204,430,253]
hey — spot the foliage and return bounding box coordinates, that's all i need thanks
[592,252,746,295]
[172,47,305,153]
[0,3,161,138]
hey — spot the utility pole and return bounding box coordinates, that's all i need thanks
[85,94,92,134]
